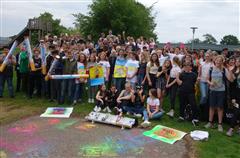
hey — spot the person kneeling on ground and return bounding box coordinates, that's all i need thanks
[141,89,164,127]
[94,85,109,112]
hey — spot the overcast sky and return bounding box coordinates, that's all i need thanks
[1,0,239,43]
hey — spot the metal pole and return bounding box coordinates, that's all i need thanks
[190,27,198,51]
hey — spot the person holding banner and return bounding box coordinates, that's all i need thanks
[73,53,87,105]
[0,47,16,98]
[98,51,110,85]
[60,50,77,104]
[113,49,127,92]
[87,54,97,103]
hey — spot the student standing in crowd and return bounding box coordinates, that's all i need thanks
[60,50,77,104]
[146,53,159,89]
[73,53,87,105]
[205,55,234,132]
[28,49,42,98]
[137,51,149,87]
[226,57,240,136]
[18,45,29,95]
[176,61,199,126]
[98,51,110,85]
[87,53,98,103]
[125,52,139,90]
[0,47,16,98]
[198,51,213,120]
[156,59,171,108]
[113,49,127,91]
[166,56,182,117]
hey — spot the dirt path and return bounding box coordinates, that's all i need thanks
[0,116,190,158]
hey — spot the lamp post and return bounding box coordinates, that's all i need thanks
[190,27,198,51]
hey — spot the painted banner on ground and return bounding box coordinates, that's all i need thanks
[40,107,73,118]
[143,125,187,144]
[89,65,104,86]
[113,58,127,78]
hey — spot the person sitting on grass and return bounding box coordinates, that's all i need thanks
[124,85,146,117]
[141,88,164,127]
[94,84,108,112]
[116,82,134,114]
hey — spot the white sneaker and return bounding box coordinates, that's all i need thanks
[134,113,142,118]
[97,107,102,112]
[106,107,112,113]
[218,124,223,132]
[141,120,151,128]
[166,109,174,117]
[91,99,95,103]
[94,106,98,112]
[88,98,91,103]
[102,107,107,112]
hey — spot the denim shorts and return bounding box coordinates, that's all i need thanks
[209,91,225,108]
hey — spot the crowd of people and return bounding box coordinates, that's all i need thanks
[0,30,239,136]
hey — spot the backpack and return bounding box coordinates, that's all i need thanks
[209,67,227,84]
[184,104,193,121]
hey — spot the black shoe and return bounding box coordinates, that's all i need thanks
[49,99,54,102]
[10,95,15,98]
[0,96,3,98]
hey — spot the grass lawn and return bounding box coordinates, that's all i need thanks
[0,79,239,158]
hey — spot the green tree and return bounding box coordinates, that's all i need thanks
[187,38,202,44]
[37,12,67,36]
[73,0,156,40]
[202,34,217,44]
[220,35,239,45]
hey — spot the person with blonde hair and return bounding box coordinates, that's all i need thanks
[205,55,234,132]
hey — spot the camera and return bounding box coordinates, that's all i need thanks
[136,85,143,90]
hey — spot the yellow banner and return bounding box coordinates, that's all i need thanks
[113,65,127,78]
[89,65,104,79]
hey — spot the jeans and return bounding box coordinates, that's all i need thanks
[74,83,84,101]
[113,78,126,92]
[137,73,145,85]
[50,79,61,103]
[123,104,145,114]
[0,75,14,97]
[88,81,97,100]
[199,81,209,105]
[60,79,75,104]
[143,109,164,121]
[28,73,42,97]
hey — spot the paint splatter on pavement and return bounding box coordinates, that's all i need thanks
[0,116,188,158]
